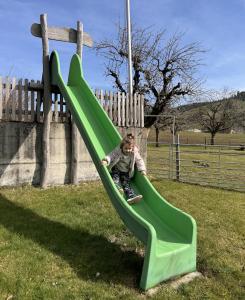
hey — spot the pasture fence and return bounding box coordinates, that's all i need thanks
[0,76,144,127]
[148,142,245,192]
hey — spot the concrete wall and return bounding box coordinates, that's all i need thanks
[0,122,148,186]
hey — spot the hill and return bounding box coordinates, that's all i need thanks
[176,93,245,132]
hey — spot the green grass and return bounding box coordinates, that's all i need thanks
[0,181,244,299]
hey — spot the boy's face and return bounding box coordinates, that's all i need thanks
[122,143,133,155]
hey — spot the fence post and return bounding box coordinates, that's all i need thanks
[168,144,172,179]
[176,134,180,181]
[218,146,221,188]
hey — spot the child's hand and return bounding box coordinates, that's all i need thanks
[141,171,146,176]
[101,159,108,166]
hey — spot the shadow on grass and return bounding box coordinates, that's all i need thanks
[0,193,143,288]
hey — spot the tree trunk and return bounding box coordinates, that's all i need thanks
[155,127,160,147]
[210,133,215,145]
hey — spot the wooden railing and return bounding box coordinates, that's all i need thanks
[0,76,144,127]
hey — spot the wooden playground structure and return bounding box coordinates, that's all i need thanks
[0,14,144,187]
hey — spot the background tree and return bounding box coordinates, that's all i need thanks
[153,107,187,146]
[197,90,235,145]
[153,114,172,147]
[96,25,206,128]
[236,111,245,131]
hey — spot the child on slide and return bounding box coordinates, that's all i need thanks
[102,133,146,205]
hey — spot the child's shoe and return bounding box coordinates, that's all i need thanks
[127,195,143,205]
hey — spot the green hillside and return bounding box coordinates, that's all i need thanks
[177,95,245,132]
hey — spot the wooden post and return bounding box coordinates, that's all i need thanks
[70,21,83,185]
[12,77,16,121]
[36,80,41,122]
[117,92,121,126]
[18,79,23,121]
[5,77,10,120]
[24,79,29,121]
[30,79,35,121]
[121,92,125,127]
[40,14,52,188]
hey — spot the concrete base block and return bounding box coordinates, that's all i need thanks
[170,271,203,289]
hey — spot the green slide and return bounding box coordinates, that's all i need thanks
[50,51,197,290]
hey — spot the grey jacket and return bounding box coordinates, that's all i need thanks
[105,146,146,178]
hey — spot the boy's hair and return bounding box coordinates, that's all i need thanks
[120,133,135,149]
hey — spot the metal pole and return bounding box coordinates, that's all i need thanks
[172,116,176,144]
[125,0,133,102]
[176,134,180,181]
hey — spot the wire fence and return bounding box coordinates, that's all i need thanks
[147,142,245,192]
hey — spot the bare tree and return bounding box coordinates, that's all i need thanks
[153,107,187,147]
[197,90,235,145]
[96,25,206,128]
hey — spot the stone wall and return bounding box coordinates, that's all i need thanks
[0,122,148,186]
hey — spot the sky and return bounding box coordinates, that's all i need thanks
[1,0,245,92]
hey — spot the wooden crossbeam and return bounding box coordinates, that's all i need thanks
[31,23,93,47]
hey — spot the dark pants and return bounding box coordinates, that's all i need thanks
[111,167,135,199]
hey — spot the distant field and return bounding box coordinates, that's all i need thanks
[148,130,245,146]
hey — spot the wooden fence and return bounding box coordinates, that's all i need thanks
[0,76,144,127]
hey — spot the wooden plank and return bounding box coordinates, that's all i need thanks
[137,93,141,127]
[140,94,145,127]
[0,77,2,119]
[106,90,110,115]
[130,92,133,127]
[12,77,16,120]
[54,93,58,122]
[121,92,125,127]
[31,23,93,47]
[113,92,116,124]
[18,79,23,121]
[5,77,10,120]
[24,79,29,122]
[36,80,41,122]
[126,93,129,127]
[134,93,137,127]
[117,92,121,127]
[100,89,104,111]
[30,80,35,121]
[109,91,113,121]
[60,94,64,122]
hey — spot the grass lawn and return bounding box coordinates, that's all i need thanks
[0,180,244,299]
